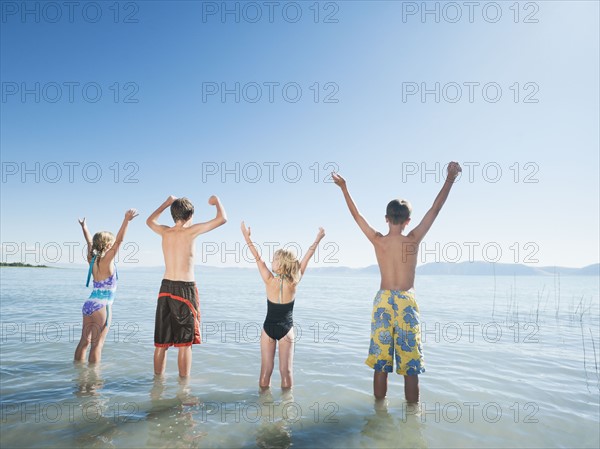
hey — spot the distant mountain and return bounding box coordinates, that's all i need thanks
[200,262,599,276]
[302,266,378,275]
[577,264,600,276]
[415,262,599,276]
[7,262,598,276]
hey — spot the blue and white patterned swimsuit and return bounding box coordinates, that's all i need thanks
[82,256,117,326]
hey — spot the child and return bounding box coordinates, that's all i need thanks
[240,221,325,389]
[74,209,138,363]
[147,195,227,377]
[332,162,462,403]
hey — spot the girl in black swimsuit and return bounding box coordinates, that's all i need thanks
[241,221,325,390]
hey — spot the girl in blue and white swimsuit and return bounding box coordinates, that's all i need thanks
[82,257,117,324]
[74,210,137,363]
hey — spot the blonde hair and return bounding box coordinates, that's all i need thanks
[274,249,301,284]
[92,232,115,265]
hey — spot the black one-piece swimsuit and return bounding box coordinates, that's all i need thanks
[263,276,295,340]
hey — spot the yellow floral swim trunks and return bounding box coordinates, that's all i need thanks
[365,289,425,376]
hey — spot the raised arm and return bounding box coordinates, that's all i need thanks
[146,196,176,235]
[188,195,228,237]
[241,221,273,283]
[332,173,380,244]
[409,161,461,243]
[78,217,93,263]
[300,227,325,275]
[104,209,138,262]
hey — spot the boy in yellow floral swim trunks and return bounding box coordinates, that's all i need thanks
[333,162,461,403]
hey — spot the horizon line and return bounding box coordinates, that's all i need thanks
[7,261,599,270]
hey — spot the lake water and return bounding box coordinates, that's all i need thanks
[1,267,599,448]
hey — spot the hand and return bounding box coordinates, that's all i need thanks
[125,209,139,221]
[447,162,462,181]
[332,172,346,189]
[316,227,325,241]
[208,195,219,206]
[78,217,86,227]
[240,221,251,240]
[166,195,177,206]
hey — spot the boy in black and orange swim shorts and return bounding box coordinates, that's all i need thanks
[147,194,227,377]
[154,279,201,348]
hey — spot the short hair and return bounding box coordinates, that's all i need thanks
[171,198,194,223]
[386,199,412,225]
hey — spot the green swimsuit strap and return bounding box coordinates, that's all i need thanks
[86,255,97,287]
[275,273,285,304]
[279,276,284,304]
[105,304,111,328]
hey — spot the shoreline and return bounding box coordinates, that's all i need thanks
[0,263,51,268]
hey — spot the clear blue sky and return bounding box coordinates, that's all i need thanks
[1,1,598,268]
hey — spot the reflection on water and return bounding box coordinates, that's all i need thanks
[74,362,104,397]
[72,364,120,448]
[146,376,205,448]
[66,378,428,449]
[361,399,428,449]
[255,388,293,449]
[1,269,598,448]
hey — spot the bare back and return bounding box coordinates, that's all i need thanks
[265,277,297,304]
[91,255,116,281]
[373,233,419,291]
[161,226,196,281]
[333,165,460,293]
